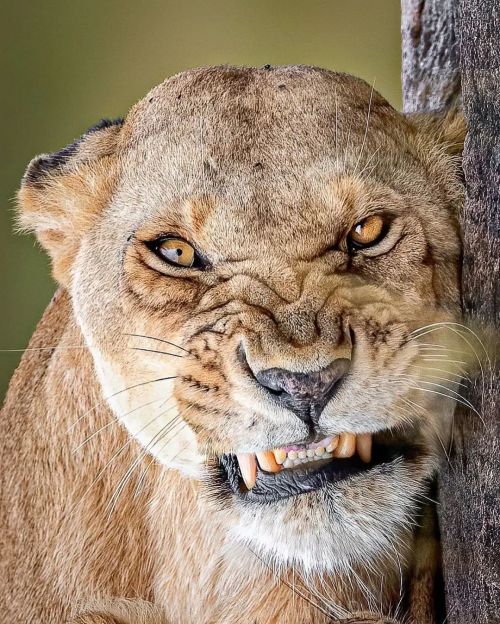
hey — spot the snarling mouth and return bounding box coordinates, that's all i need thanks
[219,433,415,504]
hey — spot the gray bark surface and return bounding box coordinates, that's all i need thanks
[401,1,499,623]
[401,0,460,113]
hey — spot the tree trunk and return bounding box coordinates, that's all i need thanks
[401,0,461,113]
[401,2,500,623]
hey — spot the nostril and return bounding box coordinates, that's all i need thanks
[237,345,290,396]
[255,369,286,395]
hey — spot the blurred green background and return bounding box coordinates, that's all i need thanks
[0,0,401,400]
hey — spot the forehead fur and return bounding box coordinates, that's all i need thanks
[121,65,402,149]
[112,66,444,246]
[118,65,410,185]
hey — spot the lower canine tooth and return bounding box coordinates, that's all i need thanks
[236,453,257,490]
[257,451,282,473]
[356,433,372,463]
[333,433,356,458]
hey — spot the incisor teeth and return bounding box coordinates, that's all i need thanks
[356,433,372,463]
[333,432,356,458]
[236,453,257,490]
[241,431,373,482]
[273,449,287,465]
[257,451,282,473]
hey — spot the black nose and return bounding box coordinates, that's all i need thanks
[254,358,350,423]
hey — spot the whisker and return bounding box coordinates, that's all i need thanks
[130,347,183,358]
[394,373,467,389]
[357,145,381,178]
[133,402,199,500]
[409,321,491,372]
[0,345,91,353]
[413,342,452,349]
[124,333,192,355]
[353,81,375,176]
[106,415,182,516]
[244,546,336,619]
[408,364,470,381]
[403,398,452,464]
[66,376,176,432]
[416,345,470,356]
[298,568,349,620]
[132,420,187,499]
[72,396,165,452]
[69,408,172,514]
[420,357,468,366]
[406,384,485,426]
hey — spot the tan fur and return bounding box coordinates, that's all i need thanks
[1,66,466,623]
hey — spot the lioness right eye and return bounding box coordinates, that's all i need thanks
[149,237,202,268]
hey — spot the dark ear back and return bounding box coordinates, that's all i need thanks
[17,118,123,284]
[406,109,467,157]
[23,118,123,187]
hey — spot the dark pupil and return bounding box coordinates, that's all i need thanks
[176,248,183,256]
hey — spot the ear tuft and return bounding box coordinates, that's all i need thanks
[406,109,466,156]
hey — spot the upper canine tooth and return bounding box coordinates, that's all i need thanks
[236,453,257,489]
[273,449,287,464]
[326,436,339,453]
[356,433,372,463]
[257,451,282,473]
[333,433,356,458]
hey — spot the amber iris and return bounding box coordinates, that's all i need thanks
[350,215,385,248]
[157,239,196,267]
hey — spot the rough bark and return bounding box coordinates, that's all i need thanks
[401,1,500,623]
[401,0,461,113]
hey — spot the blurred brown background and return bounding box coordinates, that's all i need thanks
[0,0,401,399]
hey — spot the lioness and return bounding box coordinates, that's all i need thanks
[1,65,466,623]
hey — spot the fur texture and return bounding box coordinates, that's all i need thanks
[2,65,466,623]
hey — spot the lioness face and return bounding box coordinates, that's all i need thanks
[20,66,465,574]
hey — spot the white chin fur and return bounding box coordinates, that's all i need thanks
[229,459,426,576]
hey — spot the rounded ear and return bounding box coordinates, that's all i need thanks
[405,109,467,157]
[17,118,124,285]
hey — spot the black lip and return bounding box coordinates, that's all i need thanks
[218,442,417,505]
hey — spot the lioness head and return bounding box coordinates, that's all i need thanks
[18,65,465,576]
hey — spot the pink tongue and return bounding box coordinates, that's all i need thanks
[283,436,332,453]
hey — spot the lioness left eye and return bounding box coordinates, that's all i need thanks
[348,215,387,249]
[153,237,198,268]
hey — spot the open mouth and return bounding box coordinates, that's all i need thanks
[218,432,416,504]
